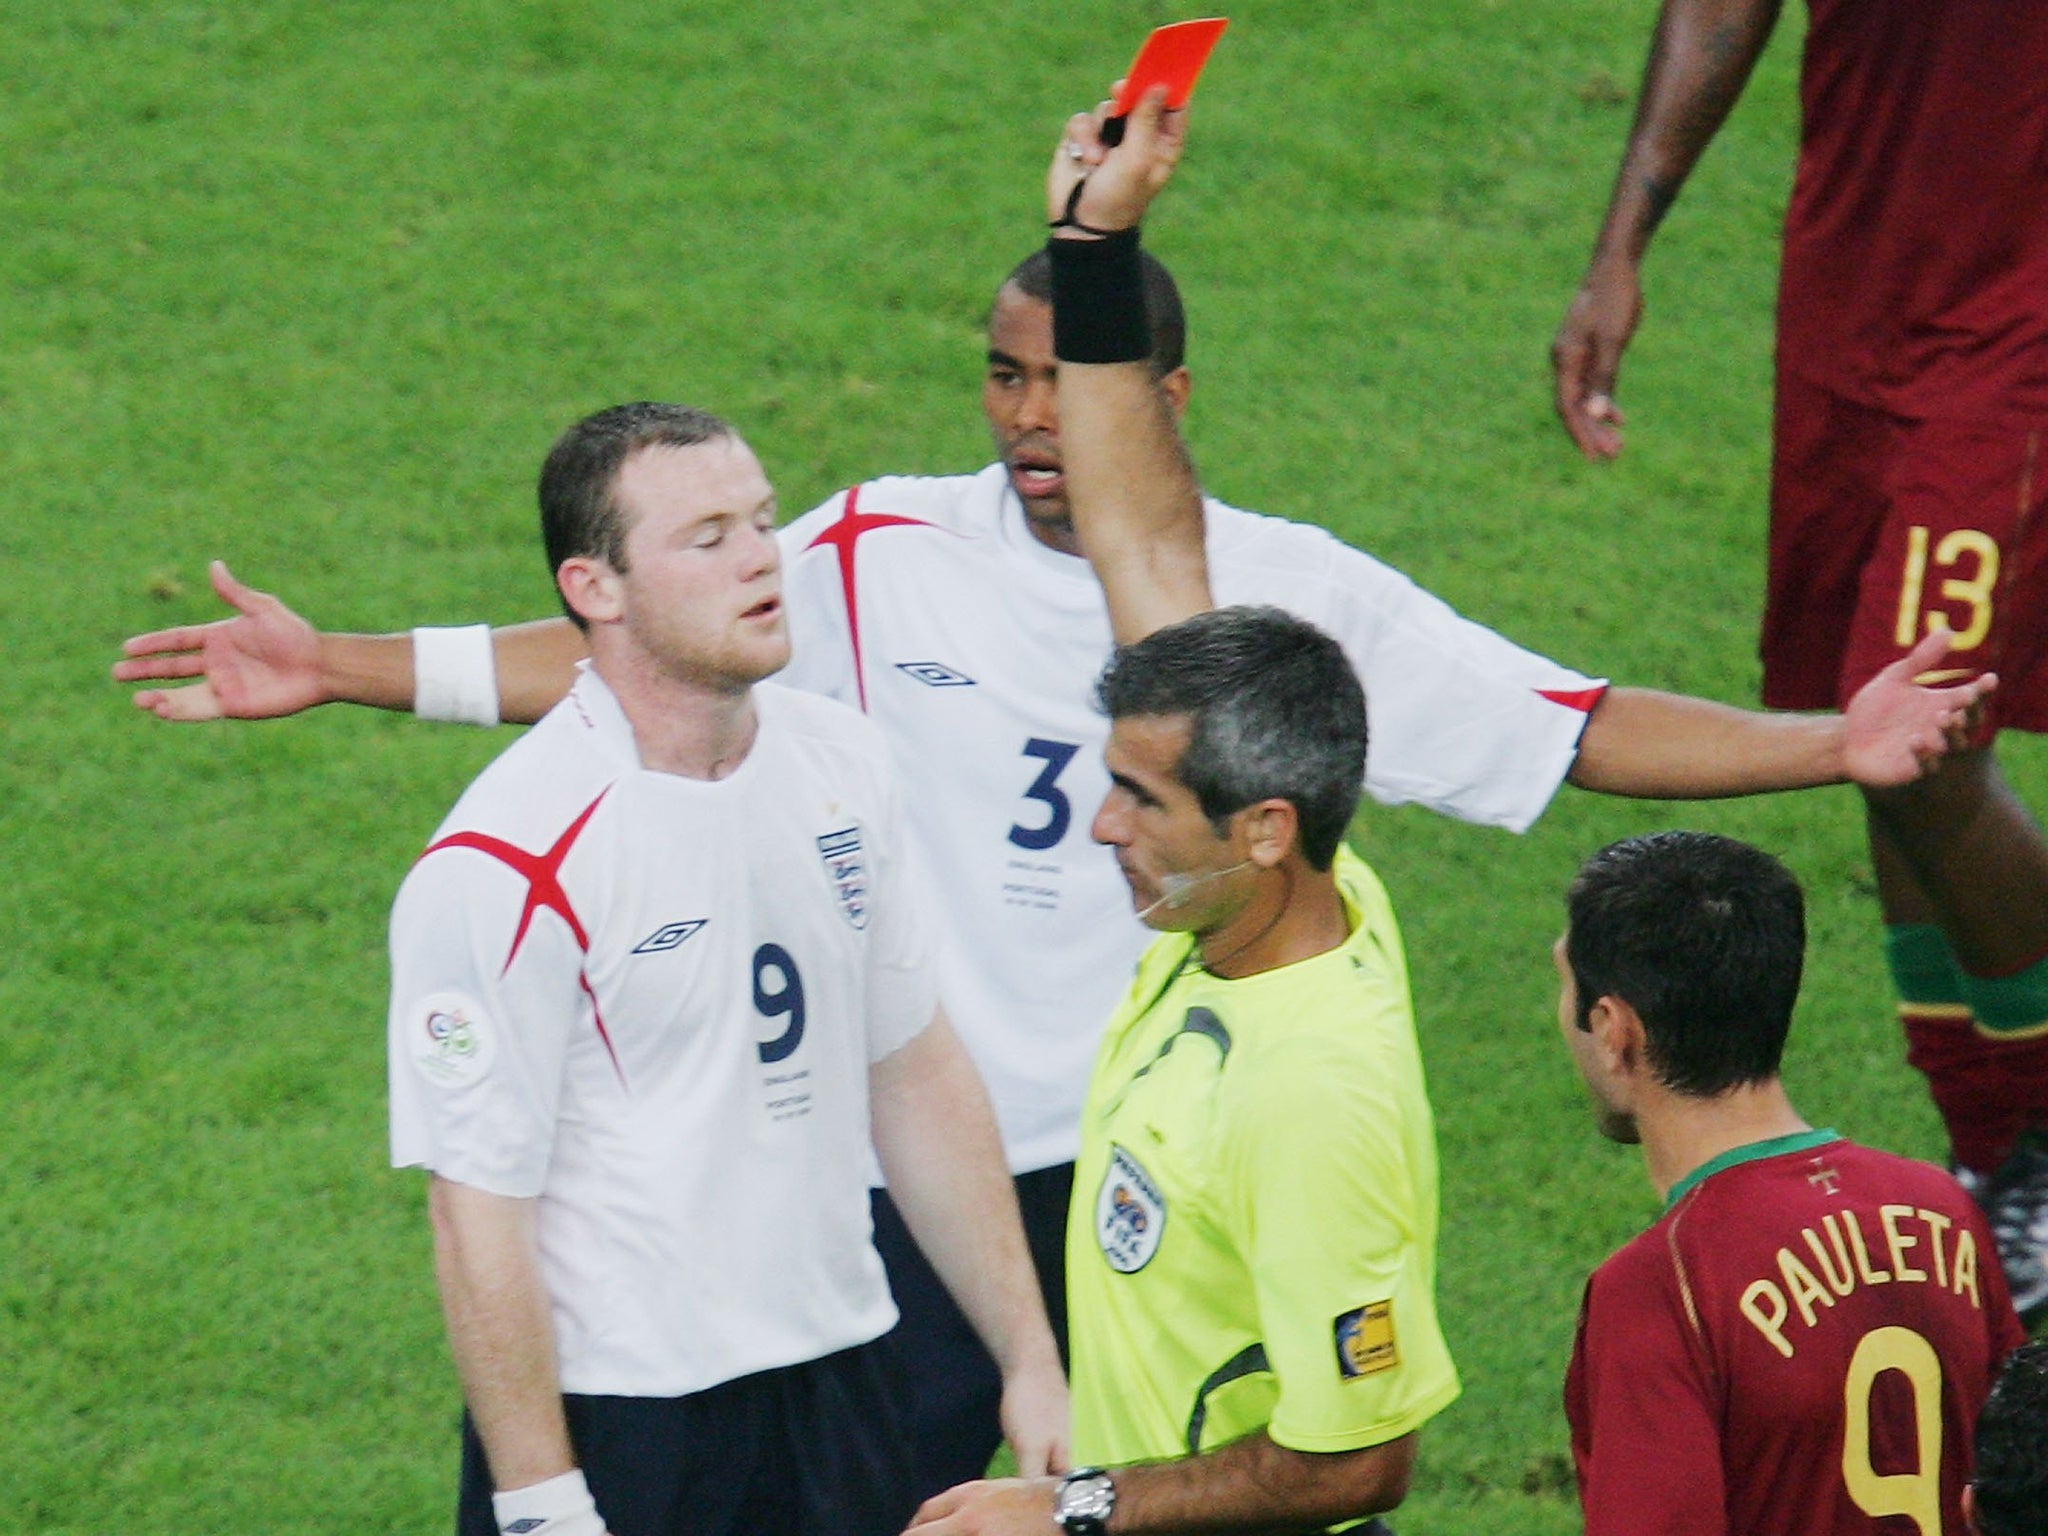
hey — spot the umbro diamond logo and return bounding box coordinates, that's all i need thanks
[504,1523,546,1535]
[895,660,976,687]
[632,919,707,954]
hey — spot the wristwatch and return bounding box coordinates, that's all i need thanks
[1054,1467,1117,1534]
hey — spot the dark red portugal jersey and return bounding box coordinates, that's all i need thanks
[1778,0,2048,419]
[1566,1132,2026,1536]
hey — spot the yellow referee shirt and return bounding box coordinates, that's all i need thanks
[1067,847,1460,1466]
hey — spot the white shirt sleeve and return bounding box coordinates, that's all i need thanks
[387,846,591,1197]
[1294,532,1606,833]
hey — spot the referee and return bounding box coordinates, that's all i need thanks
[911,602,1449,1536]
[908,93,1451,1536]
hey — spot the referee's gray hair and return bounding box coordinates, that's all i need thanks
[538,402,736,629]
[1095,606,1366,870]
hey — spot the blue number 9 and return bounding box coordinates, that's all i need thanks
[753,943,806,1063]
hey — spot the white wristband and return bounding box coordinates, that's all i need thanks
[413,624,500,728]
[492,1469,606,1536]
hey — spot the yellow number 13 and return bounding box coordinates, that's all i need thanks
[1896,525,2000,651]
[1842,1325,1944,1536]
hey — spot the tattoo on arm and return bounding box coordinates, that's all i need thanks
[1637,175,1679,240]
[1704,17,1748,66]
[1615,0,1783,251]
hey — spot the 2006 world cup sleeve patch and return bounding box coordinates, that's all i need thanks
[1334,1300,1398,1380]
[405,991,498,1089]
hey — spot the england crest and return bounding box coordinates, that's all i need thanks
[816,825,869,930]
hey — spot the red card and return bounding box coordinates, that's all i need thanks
[1111,18,1230,116]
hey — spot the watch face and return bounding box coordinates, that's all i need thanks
[1057,1470,1116,1526]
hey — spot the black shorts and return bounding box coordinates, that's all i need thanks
[455,1338,914,1536]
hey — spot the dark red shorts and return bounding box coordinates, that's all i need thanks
[1761,370,2048,732]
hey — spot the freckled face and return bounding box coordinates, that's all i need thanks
[608,439,789,690]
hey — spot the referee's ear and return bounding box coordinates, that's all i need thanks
[557,556,624,628]
[1235,797,1298,870]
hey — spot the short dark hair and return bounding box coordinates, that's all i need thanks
[1975,1340,2048,1536]
[538,402,736,628]
[1000,247,1187,377]
[1094,606,1366,870]
[1565,832,1806,1096]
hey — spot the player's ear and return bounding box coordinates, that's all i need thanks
[558,557,624,627]
[1587,994,1648,1078]
[1161,366,1192,420]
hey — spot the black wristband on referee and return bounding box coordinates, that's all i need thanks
[1049,229,1151,365]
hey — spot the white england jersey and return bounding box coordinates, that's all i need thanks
[388,667,934,1398]
[776,465,1603,1174]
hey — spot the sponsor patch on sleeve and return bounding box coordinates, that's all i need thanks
[406,991,497,1088]
[1334,1300,1398,1380]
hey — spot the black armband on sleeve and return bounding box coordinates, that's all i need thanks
[1048,230,1151,365]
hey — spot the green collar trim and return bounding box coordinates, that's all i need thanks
[1664,1128,1841,1210]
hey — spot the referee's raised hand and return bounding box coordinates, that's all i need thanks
[1046,84,1187,239]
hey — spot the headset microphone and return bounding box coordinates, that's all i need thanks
[1136,860,1253,921]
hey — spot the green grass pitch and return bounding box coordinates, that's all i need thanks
[5,1,2040,1530]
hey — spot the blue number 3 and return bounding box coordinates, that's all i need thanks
[1008,738,1080,851]
[753,943,806,1063]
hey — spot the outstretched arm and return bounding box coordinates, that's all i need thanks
[1572,629,1993,797]
[870,1016,1070,1478]
[1045,89,1212,643]
[115,560,400,720]
[1551,0,1784,459]
[112,559,587,724]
